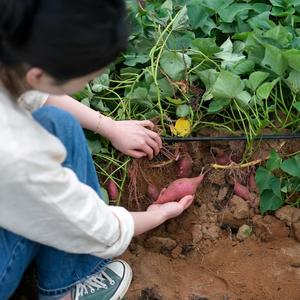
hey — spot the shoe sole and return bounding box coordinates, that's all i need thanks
[110,260,133,300]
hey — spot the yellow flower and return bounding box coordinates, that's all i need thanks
[174,118,191,136]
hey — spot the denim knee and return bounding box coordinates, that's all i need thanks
[32,105,81,138]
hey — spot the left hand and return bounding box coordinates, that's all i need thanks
[108,119,162,159]
[147,195,194,220]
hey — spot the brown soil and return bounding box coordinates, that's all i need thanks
[12,134,300,300]
[123,135,300,300]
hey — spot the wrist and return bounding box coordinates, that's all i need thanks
[94,113,116,140]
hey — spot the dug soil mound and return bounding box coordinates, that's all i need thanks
[123,136,300,300]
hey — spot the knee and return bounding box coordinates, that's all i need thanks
[33,106,80,134]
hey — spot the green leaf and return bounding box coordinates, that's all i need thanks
[172,5,189,31]
[196,69,219,90]
[256,78,279,99]
[214,38,245,68]
[158,78,175,97]
[235,91,252,107]
[160,50,191,80]
[129,87,153,109]
[123,53,150,66]
[256,167,281,192]
[187,1,211,30]
[293,102,300,112]
[283,49,300,72]
[266,150,282,171]
[281,155,300,177]
[252,3,272,14]
[88,139,102,155]
[144,109,160,119]
[231,59,255,75]
[191,38,221,56]
[247,71,270,91]
[271,6,295,17]
[167,31,195,50]
[247,12,275,31]
[176,104,190,117]
[262,44,287,76]
[285,70,300,94]
[80,98,90,107]
[207,99,231,114]
[211,70,244,99]
[161,0,173,11]
[244,33,265,64]
[260,189,284,214]
[202,0,234,11]
[264,25,293,48]
[218,3,252,23]
[92,74,110,92]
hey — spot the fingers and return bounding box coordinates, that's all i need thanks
[127,150,147,159]
[137,120,155,130]
[145,135,161,156]
[146,129,163,150]
[178,195,195,210]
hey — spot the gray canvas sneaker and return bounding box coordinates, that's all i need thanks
[71,260,132,300]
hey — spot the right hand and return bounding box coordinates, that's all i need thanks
[146,195,194,220]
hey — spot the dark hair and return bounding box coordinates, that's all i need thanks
[0,0,128,83]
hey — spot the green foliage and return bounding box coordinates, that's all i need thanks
[256,151,300,214]
[73,0,300,200]
[74,0,300,147]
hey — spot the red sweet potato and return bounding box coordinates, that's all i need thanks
[212,147,231,165]
[248,172,257,193]
[177,152,193,178]
[234,181,250,201]
[106,179,119,201]
[154,174,204,204]
[147,183,160,202]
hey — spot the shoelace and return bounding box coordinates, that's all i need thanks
[74,270,115,300]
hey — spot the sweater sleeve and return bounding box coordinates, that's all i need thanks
[18,90,49,112]
[0,140,134,259]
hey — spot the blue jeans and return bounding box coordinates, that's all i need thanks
[0,106,110,299]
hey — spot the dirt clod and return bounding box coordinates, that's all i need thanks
[171,246,182,259]
[276,205,298,226]
[218,210,245,230]
[145,236,177,252]
[292,209,300,242]
[237,224,252,241]
[139,287,163,300]
[253,215,290,242]
[192,224,203,244]
[202,223,220,241]
[229,195,249,220]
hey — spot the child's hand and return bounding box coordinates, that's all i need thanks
[147,195,194,220]
[108,119,162,159]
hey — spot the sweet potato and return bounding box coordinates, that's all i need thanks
[147,183,160,202]
[234,181,250,201]
[106,179,119,201]
[154,174,204,204]
[211,147,231,165]
[248,172,257,193]
[177,152,193,178]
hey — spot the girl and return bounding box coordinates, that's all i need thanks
[0,1,194,299]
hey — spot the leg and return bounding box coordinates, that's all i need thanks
[32,106,111,298]
[0,229,39,299]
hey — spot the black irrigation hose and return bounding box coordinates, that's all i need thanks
[163,133,300,143]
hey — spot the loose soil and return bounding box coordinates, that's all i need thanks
[122,132,300,300]
[12,132,300,300]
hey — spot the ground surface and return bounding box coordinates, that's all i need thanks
[122,135,300,300]
[12,136,300,299]
[124,238,300,300]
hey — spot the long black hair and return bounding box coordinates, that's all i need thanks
[0,0,128,87]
